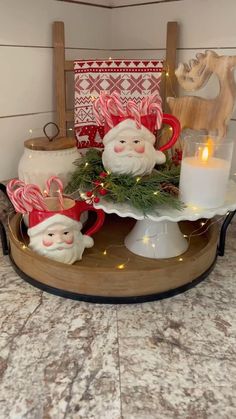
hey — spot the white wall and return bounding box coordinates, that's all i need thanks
[1,0,236,180]
[111,0,236,172]
[0,0,110,180]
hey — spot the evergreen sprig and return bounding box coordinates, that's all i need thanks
[65,149,183,213]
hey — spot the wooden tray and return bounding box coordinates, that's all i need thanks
[8,213,219,303]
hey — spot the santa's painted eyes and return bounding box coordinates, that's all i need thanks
[119,140,126,144]
[48,233,54,237]
[63,231,69,235]
[133,139,140,144]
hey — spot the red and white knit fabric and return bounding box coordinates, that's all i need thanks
[74,59,163,149]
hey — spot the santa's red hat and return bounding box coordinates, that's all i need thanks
[28,213,82,238]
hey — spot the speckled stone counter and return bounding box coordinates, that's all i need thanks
[0,190,236,419]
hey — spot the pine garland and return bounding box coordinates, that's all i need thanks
[65,149,183,213]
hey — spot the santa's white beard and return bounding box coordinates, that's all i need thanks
[102,142,165,176]
[30,231,86,264]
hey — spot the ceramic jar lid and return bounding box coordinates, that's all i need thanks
[24,122,76,151]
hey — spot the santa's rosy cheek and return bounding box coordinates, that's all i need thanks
[114,145,125,153]
[64,238,74,245]
[42,239,53,247]
[134,145,145,153]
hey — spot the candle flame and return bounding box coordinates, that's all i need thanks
[202,146,209,161]
[200,137,214,162]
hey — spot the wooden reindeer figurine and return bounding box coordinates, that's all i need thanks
[167,50,236,138]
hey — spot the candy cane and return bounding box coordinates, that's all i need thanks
[107,97,119,116]
[93,97,104,126]
[23,184,48,211]
[45,176,64,209]
[11,189,29,214]
[7,179,48,214]
[7,179,24,200]
[148,104,163,130]
[110,92,126,117]
[98,93,114,128]
[140,97,150,115]
[145,94,163,129]
[126,100,141,128]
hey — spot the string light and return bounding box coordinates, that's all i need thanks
[178,257,183,262]
[136,177,141,183]
[85,162,89,167]
[166,72,169,77]
[153,191,159,195]
[191,205,199,211]
[117,263,125,270]
[103,249,107,255]
[142,235,150,244]
[182,214,228,246]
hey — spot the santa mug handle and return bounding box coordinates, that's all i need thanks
[75,200,105,236]
[158,114,181,152]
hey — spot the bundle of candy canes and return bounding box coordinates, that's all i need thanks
[93,92,163,130]
[7,176,64,214]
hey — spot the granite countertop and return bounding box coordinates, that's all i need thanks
[0,190,236,419]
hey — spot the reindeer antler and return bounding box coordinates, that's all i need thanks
[175,50,218,92]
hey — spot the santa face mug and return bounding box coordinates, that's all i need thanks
[93,93,180,176]
[27,197,105,264]
[102,115,180,176]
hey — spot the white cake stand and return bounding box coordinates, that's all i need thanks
[94,180,236,259]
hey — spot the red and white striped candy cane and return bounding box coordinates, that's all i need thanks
[7,179,48,214]
[99,92,114,128]
[93,97,105,126]
[23,184,48,211]
[45,176,64,209]
[107,97,119,116]
[126,100,141,128]
[149,94,162,110]
[11,189,30,214]
[7,179,24,200]
[110,92,126,117]
[148,103,163,130]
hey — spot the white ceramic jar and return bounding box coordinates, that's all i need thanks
[18,136,80,192]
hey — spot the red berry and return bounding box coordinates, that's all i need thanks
[86,191,93,197]
[93,180,101,186]
[99,188,107,196]
[99,171,108,178]
[93,197,100,203]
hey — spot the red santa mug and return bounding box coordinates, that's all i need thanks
[27,197,105,264]
[105,113,180,152]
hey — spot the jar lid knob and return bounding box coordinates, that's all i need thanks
[43,122,60,142]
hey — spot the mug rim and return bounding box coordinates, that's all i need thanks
[39,196,76,213]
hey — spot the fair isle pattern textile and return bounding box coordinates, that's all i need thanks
[74,59,163,149]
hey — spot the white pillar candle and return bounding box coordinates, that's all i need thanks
[179,156,230,208]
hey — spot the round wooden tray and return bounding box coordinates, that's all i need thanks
[8,213,219,303]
